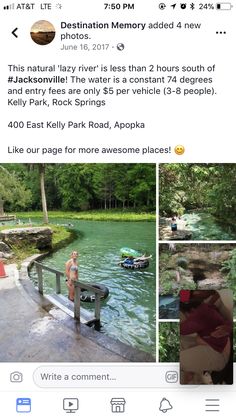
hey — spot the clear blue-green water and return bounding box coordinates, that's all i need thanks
[182,212,236,240]
[30,219,156,355]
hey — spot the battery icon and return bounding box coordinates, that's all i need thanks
[216,2,233,10]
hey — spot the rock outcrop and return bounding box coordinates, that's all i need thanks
[0,242,12,253]
[0,241,13,260]
[0,227,53,250]
[197,278,228,290]
[160,247,230,295]
[160,227,192,240]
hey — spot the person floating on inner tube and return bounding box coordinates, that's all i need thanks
[123,256,135,265]
[119,254,152,266]
[65,250,79,302]
[133,254,152,263]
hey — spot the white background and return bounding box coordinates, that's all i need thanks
[0,1,236,417]
[0,0,235,162]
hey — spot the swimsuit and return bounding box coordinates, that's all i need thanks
[171,223,177,231]
[68,262,78,281]
[70,265,78,272]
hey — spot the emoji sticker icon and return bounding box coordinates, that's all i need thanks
[174,145,185,155]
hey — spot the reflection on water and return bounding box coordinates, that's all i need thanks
[182,212,236,240]
[30,219,156,355]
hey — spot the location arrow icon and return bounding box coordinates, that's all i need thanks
[12,28,18,38]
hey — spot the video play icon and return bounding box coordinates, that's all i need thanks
[63,398,79,413]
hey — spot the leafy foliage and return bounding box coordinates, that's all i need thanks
[159,322,179,362]
[159,164,236,222]
[221,248,236,315]
[2,164,156,213]
[159,251,196,296]
[15,210,155,222]
[176,257,188,269]
[234,325,236,362]
[0,165,31,214]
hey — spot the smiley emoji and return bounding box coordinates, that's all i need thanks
[174,145,185,155]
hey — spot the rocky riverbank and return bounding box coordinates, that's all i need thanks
[159,245,231,295]
[0,226,53,250]
[159,217,192,240]
[0,224,76,265]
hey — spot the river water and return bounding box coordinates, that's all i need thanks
[182,212,236,240]
[30,219,156,355]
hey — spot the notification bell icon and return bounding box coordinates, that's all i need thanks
[159,398,173,413]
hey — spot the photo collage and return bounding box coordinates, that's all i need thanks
[0,163,235,385]
[158,163,235,384]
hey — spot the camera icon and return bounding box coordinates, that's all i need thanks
[10,371,23,383]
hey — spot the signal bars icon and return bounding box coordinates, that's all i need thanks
[3,3,14,9]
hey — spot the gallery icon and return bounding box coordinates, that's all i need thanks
[16,398,31,413]
[63,398,79,413]
[110,398,126,413]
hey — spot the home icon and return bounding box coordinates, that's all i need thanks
[110,398,126,413]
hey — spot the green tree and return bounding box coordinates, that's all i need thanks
[23,164,49,223]
[128,164,156,209]
[0,165,31,215]
[159,164,229,217]
[55,164,95,210]
[0,163,156,213]
[39,164,49,223]
[159,322,179,362]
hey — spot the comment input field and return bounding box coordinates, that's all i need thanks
[33,365,179,388]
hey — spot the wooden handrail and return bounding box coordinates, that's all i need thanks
[34,261,64,276]
[34,261,103,324]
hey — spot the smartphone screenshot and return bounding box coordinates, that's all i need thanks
[0,1,235,417]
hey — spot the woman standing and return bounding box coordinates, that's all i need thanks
[65,251,79,301]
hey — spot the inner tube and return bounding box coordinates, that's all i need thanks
[120,247,142,258]
[121,260,149,270]
[80,283,109,303]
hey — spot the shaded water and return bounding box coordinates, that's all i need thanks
[182,212,236,240]
[159,295,179,319]
[30,219,156,355]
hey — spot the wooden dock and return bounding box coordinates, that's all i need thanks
[0,214,16,222]
[0,263,154,362]
[46,293,95,324]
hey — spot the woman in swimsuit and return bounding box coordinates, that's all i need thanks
[65,250,79,301]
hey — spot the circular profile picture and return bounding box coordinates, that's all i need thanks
[30,20,55,45]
